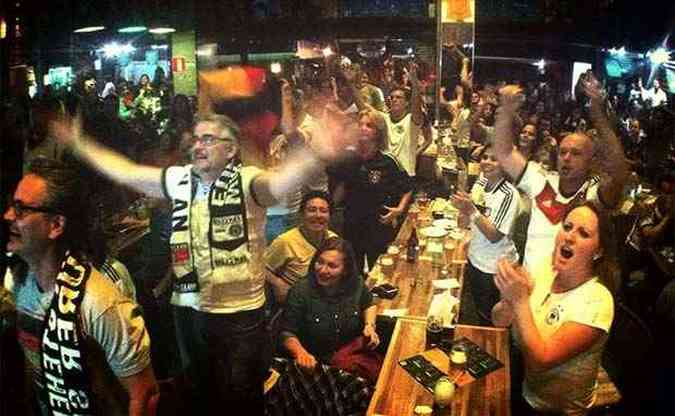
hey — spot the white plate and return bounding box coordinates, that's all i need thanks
[432,219,454,230]
[432,278,460,290]
[421,226,448,238]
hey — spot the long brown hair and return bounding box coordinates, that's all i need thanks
[564,200,620,294]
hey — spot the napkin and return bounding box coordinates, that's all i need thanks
[428,291,459,328]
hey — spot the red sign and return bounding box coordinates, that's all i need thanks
[172,56,186,73]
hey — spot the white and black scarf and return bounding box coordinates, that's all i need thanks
[169,162,250,294]
[40,253,95,415]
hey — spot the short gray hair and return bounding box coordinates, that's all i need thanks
[195,113,240,141]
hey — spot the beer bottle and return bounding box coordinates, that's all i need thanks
[406,227,419,263]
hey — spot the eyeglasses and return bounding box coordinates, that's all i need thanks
[8,200,58,219]
[193,134,235,147]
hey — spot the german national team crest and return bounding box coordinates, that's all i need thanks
[368,170,382,184]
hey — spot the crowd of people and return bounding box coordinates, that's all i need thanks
[1,44,674,415]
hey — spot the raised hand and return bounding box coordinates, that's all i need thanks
[449,191,476,216]
[50,112,84,148]
[280,78,293,100]
[580,73,606,102]
[498,85,524,113]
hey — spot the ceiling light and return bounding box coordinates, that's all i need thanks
[149,27,176,35]
[118,26,147,33]
[74,26,105,33]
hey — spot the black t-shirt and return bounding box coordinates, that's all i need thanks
[330,151,413,223]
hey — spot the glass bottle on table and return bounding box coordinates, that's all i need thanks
[406,227,419,263]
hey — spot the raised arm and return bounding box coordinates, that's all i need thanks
[341,64,373,113]
[494,86,528,180]
[279,78,297,136]
[408,62,425,126]
[252,115,351,207]
[582,74,630,208]
[51,116,164,198]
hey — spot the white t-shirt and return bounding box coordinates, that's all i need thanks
[517,162,600,272]
[467,176,520,274]
[379,111,421,177]
[518,258,614,414]
[163,165,267,313]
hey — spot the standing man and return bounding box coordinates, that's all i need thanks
[3,158,157,416]
[494,73,629,272]
[344,63,431,177]
[52,111,337,413]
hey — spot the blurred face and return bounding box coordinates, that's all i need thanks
[191,121,239,178]
[139,75,150,86]
[357,114,380,159]
[3,175,61,261]
[84,78,96,93]
[314,249,345,287]
[553,206,601,275]
[479,147,503,181]
[557,133,593,181]
[629,120,640,136]
[519,124,537,148]
[389,89,408,115]
[301,197,330,234]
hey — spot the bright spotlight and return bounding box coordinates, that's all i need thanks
[322,46,333,57]
[648,47,671,65]
[407,47,413,55]
[533,59,546,70]
[270,62,282,74]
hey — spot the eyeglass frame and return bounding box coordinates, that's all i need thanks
[7,200,59,219]
[193,134,236,147]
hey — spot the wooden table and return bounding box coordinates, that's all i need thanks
[370,206,468,318]
[367,319,511,416]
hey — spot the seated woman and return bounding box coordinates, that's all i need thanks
[492,201,616,415]
[265,191,337,305]
[281,238,382,382]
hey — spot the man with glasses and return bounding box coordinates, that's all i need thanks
[2,158,157,416]
[344,62,430,177]
[51,112,335,413]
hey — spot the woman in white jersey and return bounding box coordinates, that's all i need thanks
[493,201,617,415]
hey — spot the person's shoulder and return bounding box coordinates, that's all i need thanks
[496,178,518,196]
[274,227,302,245]
[83,268,127,312]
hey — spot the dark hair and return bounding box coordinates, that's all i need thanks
[308,238,359,286]
[389,86,411,102]
[26,157,105,265]
[300,190,331,213]
[563,200,620,294]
